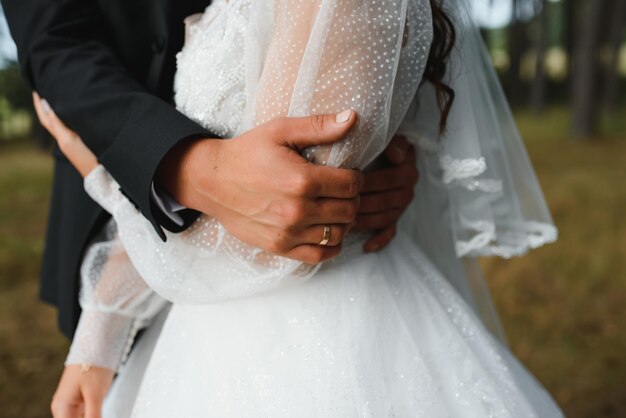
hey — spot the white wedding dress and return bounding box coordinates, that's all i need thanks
[66,0,564,416]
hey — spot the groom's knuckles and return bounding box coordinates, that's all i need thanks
[273,199,308,228]
[265,230,293,254]
[263,116,287,139]
[313,167,363,198]
[320,198,358,223]
[288,170,318,197]
[343,170,364,197]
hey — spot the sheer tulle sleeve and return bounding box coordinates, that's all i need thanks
[247,0,433,169]
[65,219,168,371]
[79,0,435,306]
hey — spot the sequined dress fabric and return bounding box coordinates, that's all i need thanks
[69,0,564,416]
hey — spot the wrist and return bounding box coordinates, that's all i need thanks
[157,137,222,211]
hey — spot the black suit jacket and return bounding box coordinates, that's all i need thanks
[2,0,215,338]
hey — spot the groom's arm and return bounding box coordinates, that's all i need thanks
[3,0,420,259]
[2,0,210,239]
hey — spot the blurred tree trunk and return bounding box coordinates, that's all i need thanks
[571,0,603,139]
[507,0,526,106]
[563,0,577,84]
[531,0,549,116]
[604,0,625,114]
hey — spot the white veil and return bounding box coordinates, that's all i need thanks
[399,0,557,340]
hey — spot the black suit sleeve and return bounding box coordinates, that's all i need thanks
[2,0,212,240]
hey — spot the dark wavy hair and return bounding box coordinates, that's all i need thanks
[424,0,456,133]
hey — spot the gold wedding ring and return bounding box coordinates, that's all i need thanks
[319,225,331,246]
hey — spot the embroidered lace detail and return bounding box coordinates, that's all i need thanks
[455,220,558,259]
[440,156,487,184]
[174,0,251,138]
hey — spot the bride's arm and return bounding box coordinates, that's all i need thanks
[34,92,168,371]
[35,93,169,416]
[252,0,432,169]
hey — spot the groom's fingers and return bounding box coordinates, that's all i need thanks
[303,165,364,199]
[358,188,414,214]
[269,111,363,199]
[287,243,343,265]
[352,208,404,231]
[364,225,398,253]
[306,197,360,225]
[360,150,418,193]
[383,135,412,165]
[277,110,358,151]
[290,223,348,248]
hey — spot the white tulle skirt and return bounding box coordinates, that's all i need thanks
[106,232,563,417]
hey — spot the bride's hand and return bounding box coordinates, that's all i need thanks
[33,92,98,177]
[51,365,115,418]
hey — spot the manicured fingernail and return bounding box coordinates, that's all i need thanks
[336,109,353,123]
[365,243,379,253]
[41,99,51,115]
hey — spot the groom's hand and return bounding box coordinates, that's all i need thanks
[356,136,419,253]
[159,110,362,264]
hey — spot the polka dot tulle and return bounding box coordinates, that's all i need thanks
[176,0,431,169]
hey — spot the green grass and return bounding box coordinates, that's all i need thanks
[483,107,626,417]
[0,143,67,418]
[0,108,625,417]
